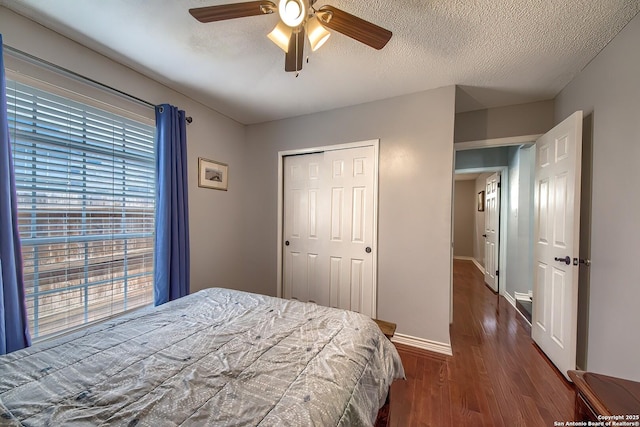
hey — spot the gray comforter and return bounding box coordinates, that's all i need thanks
[0,288,404,426]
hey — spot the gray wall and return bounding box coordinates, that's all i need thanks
[517,146,535,296]
[455,146,510,170]
[454,99,554,142]
[0,8,249,295]
[244,87,457,346]
[555,13,640,381]
[505,145,535,299]
[453,180,475,257]
[505,148,520,297]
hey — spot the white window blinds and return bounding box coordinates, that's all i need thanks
[6,79,156,340]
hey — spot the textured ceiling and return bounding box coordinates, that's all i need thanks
[1,0,639,124]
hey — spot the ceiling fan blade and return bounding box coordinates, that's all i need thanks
[317,5,392,50]
[189,1,276,23]
[285,28,305,72]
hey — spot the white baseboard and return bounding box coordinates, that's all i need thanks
[471,258,485,274]
[391,333,453,356]
[453,256,485,274]
[504,292,517,308]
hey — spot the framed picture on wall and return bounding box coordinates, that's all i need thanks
[198,157,228,191]
[478,191,485,211]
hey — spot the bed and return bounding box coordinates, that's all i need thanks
[0,287,404,426]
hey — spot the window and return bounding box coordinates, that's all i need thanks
[6,80,156,340]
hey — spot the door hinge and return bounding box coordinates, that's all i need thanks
[495,270,499,276]
[497,182,501,188]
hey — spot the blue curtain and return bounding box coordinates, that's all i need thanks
[0,35,31,354]
[154,104,190,306]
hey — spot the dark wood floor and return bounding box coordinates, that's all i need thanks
[389,259,575,426]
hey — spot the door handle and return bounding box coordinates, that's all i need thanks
[285,240,290,246]
[365,246,372,253]
[482,234,487,238]
[554,256,571,265]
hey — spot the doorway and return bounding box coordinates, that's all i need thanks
[452,170,505,293]
[452,139,538,323]
[451,111,588,380]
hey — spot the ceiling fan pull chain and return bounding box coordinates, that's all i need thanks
[296,32,301,76]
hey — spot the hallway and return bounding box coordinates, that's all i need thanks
[390,259,575,426]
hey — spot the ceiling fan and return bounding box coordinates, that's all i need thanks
[189,0,392,73]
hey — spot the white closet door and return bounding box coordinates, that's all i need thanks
[283,145,377,316]
[283,153,328,305]
[324,146,375,316]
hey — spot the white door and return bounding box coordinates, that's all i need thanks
[484,172,500,292]
[283,145,377,316]
[532,111,583,381]
[324,147,375,315]
[283,153,327,305]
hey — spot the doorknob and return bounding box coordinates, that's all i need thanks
[554,256,571,265]
[285,240,290,246]
[482,234,487,238]
[365,247,372,253]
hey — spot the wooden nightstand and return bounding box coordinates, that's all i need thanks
[568,370,640,421]
[372,319,396,340]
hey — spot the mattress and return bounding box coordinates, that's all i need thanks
[0,288,405,426]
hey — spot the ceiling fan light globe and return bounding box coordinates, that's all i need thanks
[285,1,300,17]
[268,21,292,52]
[306,16,331,51]
[279,0,305,27]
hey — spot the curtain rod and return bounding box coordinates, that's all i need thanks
[4,45,193,124]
